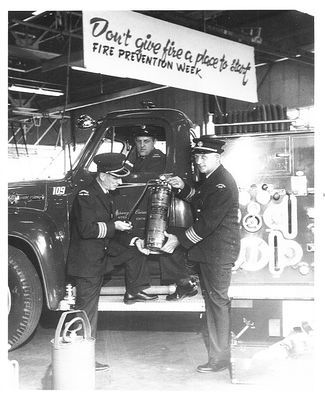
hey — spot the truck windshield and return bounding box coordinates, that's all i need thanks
[84,124,167,174]
[8,129,96,182]
[7,121,167,182]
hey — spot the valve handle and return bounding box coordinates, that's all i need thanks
[62,317,84,343]
[54,310,92,346]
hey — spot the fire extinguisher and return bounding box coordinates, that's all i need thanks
[145,178,172,252]
[124,176,173,253]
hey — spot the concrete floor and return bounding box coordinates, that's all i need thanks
[7,311,315,394]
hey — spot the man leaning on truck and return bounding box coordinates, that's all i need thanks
[162,136,240,374]
[66,153,157,371]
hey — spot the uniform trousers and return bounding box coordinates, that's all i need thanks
[199,260,233,363]
[159,247,193,285]
[73,247,149,338]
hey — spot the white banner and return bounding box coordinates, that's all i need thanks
[83,11,257,102]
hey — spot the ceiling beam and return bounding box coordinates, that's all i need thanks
[254,44,314,66]
[9,44,60,61]
[44,83,168,114]
[41,51,83,72]
[10,19,82,39]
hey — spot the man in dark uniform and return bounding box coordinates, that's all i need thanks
[127,126,198,300]
[66,153,157,371]
[162,136,240,374]
[127,126,166,173]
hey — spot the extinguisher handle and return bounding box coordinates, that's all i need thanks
[54,310,92,345]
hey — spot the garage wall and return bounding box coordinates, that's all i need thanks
[224,60,314,112]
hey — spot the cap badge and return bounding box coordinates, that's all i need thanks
[78,190,89,196]
[197,141,203,147]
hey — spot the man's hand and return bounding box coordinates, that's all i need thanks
[135,238,150,255]
[166,176,185,190]
[160,232,180,253]
[114,220,133,231]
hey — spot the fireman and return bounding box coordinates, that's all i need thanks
[66,153,157,371]
[126,126,198,300]
[126,126,166,172]
[162,136,240,374]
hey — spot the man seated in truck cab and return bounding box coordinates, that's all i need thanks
[124,126,197,301]
[125,126,166,173]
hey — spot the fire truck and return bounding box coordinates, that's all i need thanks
[8,107,314,350]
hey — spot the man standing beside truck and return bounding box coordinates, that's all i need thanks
[162,136,240,374]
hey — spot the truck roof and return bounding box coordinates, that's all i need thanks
[103,107,193,126]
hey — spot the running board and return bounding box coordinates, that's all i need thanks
[98,293,205,312]
[97,285,314,312]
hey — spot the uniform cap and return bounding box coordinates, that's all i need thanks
[133,126,156,139]
[192,136,226,154]
[93,153,130,177]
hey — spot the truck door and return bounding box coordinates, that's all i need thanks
[79,120,171,239]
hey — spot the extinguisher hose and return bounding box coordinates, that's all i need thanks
[126,179,158,221]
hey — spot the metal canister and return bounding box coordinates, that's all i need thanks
[145,180,172,252]
[51,310,95,390]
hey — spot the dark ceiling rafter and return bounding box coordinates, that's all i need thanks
[138,10,313,65]
[45,83,169,114]
[8,9,314,120]
[10,18,83,39]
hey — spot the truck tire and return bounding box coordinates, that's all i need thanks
[8,245,43,350]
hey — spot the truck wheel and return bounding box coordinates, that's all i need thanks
[8,246,43,350]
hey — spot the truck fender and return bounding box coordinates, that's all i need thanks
[8,210,66,309]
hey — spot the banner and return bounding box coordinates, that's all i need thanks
[83,11,257,102]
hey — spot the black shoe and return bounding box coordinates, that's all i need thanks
[124,291,158,304]
[196,360,230,373]
[166,281,198,301]
[95,361,110,372]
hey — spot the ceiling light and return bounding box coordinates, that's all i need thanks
[32,10,46,16]
[274,57,289,63]
[9,84,64,97]
[71,66,88,72]
[22,11,46,22]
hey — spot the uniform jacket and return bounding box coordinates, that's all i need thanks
[169,164,240,264]
[132,149,166,173]
[66,179,131,277]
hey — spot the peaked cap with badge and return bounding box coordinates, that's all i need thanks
[133,126,157,140]
[192,136,226,154]
[93,153,130,177]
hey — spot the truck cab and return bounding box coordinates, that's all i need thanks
[8,107,195,350]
